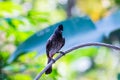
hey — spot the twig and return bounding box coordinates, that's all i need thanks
[34,42,120,80]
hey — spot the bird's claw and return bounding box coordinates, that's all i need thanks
[59,51,65,56]
[56,51,59,53]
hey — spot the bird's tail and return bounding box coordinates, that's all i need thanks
[45,58,52,74]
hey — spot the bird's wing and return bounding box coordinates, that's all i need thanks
[61,37,65,48]
[46,39,52,58]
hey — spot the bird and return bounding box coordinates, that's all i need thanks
[45,24,65,74]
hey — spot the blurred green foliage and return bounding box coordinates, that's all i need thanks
[0,0,66,80]
[1,0,120,80]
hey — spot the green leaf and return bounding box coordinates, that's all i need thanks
[0,1,22,17]
[11,74,32,80]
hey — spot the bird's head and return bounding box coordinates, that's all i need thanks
[58,24,63,31]
[55,24,64,35]
[56,24,63,33]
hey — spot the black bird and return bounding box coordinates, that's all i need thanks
[45,24,65,74]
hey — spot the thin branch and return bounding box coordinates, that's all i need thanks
[34,42,120,80]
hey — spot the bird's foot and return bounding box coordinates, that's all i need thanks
[51,59,55,63]
[59,51,65,56]
[56,51,60,53]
